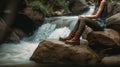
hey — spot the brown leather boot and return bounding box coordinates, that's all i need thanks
[59,30,76,41]
[65,31,81,45]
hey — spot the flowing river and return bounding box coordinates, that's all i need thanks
[0,6,94,66]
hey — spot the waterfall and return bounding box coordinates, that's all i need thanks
[0,6,94,66]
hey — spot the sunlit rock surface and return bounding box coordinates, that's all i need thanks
[30,39,100,65]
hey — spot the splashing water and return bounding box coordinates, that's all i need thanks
[0,23,72,66]
[0,41,38,65]
[0,6,94,66]
[48,27,70,39]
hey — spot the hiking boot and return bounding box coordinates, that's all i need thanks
[65,31,81,45]
[59,30,76,41]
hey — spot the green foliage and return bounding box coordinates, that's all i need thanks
[55,0,69,11]
[30,1,49,15]
[26,0,70,16]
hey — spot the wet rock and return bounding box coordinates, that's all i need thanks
[0,18,11,44]
[0,13,38,43]
[7,28,25,43]
[30,39,100,65]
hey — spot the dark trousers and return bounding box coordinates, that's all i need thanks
[72,17,104,36]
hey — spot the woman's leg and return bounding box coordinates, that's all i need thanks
[65,17,104,45]
[65,18,86,45]
[59,16,82,41]
[72,16,82,31]
[82,18,104,31]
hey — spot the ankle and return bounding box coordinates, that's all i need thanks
[72,38,80,41]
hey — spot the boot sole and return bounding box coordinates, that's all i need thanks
[59,37,71,42]
[65,41,80,45]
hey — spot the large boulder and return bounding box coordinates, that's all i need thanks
[30,39,100,65]
[7,28,25,43]
[82,26,93,39]
[87,29,120,48]
[0,18,11,44]
[0,13,37,43]
[101,55,120,66]
[106,13,120,33]
[23,7,45,25]
[107,2,120,18]
[69,0,89,14]
[12,13,37,36]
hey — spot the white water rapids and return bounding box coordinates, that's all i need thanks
[0,6,94,66]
